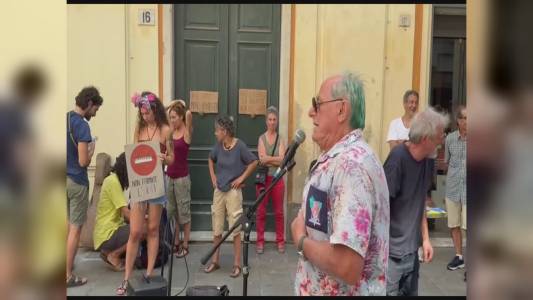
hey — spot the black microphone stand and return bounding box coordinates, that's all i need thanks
[201,160,296,296]
[166,217,177,296]
[155,209,176,296]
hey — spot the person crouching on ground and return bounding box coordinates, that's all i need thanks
[93,152,133,272]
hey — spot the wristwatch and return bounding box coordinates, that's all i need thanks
[297,235,307,261]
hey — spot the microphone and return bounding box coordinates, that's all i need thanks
[274,129,306,177]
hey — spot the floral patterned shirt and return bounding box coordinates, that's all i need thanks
[294,129,390,296]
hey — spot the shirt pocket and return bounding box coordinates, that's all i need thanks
[305,185,329,234]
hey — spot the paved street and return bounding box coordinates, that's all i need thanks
[68,230,466,296]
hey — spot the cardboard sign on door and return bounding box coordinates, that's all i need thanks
[125,141,165,203]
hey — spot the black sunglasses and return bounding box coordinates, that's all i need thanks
[312,96,344,112]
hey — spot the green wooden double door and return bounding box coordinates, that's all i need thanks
[173,4,281,232]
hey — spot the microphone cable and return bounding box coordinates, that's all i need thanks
[172,230,190,296]
[159,212,191,296]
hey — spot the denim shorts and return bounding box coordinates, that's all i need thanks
[144,177,168,205]
[146,193,167,205]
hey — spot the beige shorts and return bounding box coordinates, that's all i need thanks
[445,198,466,230]
[67,177,89,226]
[212,188,243,237]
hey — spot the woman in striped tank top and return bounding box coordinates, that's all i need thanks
[255,106,287,254]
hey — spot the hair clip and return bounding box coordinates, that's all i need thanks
[131,92,142,106]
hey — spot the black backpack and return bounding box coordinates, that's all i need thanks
[135,207,173,269]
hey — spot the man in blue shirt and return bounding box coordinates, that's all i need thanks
[66,86,103,287]
[384,107,448,296]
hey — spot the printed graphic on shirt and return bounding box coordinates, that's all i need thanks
[306,185,328,233]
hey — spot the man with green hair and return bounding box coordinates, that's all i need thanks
[291,73,389,295]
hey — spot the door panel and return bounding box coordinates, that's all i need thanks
[175,4,229,231]
[237,5,274,32]
[184,4,222,30]
[174,4,281,232]
[235,43,272,145]
[229,4,281,214]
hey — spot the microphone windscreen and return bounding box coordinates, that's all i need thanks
[294,129,306,144]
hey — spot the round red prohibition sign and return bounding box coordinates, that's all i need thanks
[130,144,157,176]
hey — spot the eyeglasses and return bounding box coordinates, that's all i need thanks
[312,96,344,112]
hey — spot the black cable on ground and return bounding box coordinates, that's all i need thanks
[168,221,190,296]
[173,249,190,296]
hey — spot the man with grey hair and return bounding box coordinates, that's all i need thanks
[383,107,448,296]
[386,90,419,150]
[291,72,389,295]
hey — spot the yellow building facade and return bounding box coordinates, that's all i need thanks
[65,4,453,241]
[67,4,434,207]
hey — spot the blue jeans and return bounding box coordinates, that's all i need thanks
[386,251,420,296]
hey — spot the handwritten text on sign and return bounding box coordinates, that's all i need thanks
[190,91,218,114]
[239,89,267,116]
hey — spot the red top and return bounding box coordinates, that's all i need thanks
[166,136,190,178]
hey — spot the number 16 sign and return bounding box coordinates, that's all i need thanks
[125,141,164,203]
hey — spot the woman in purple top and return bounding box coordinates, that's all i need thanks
[166,100,193,258]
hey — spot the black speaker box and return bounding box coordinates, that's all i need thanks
[126,275,167,296]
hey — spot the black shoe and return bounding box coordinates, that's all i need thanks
[447,255,465,270]
[428,219,436,231]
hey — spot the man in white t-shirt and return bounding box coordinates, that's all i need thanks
[386,90,419,150]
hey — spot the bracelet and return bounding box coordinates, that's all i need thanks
[297,235,307,261]
[298,235,307,252]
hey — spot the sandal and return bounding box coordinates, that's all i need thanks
[172,242,181,254]
[116,280,128,296]
[142,273,152,283]
[203,262,220,273]
[278,244,286,253]
[100,252,125,272]
[256,246,264,254]
[230,265,241,278]
[113,261,125,272]
[176,245,189,258]
[66,274,87,288]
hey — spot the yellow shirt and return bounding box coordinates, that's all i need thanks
[93,173,127,250]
